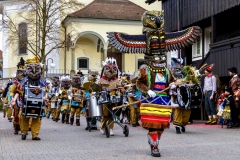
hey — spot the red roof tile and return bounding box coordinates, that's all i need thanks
[68,0,146,21]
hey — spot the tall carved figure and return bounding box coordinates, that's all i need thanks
[107,10,201,157]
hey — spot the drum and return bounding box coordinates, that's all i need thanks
[176,83,203,109]
[88,94,103,117]
[100,91,110,104]
[110,95,121,103]
[22,85,46,118]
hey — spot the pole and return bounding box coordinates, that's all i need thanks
[46,58,53,77]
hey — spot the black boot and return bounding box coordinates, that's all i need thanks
[85,117,91,130]
[181,126,186,132]
[66,114,70,124]
[21,135,27,140]
[70,117,74,125]
[150,145,161,157]
[176,126,181,134]
[61,113,66,123]
[76,119,80,126]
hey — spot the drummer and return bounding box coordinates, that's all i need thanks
[82,69,101,130]
[169,82,191,134]
[98,57,125,136]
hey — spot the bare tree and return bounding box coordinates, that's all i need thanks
[1,0,84,75]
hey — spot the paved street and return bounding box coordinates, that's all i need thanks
[1,111,240,160]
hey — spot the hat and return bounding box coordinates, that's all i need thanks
[225,87,233,94]
[206,67,212,73]
[228,67,238,74]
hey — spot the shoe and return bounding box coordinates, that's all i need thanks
[176,126,181,134]
[110,129,114,136]
[211,118,217,125]
[100,128,105,135]
[32,137,41,140]
[226,124,233,129]
[151,145,161,157]
[70,117,74,125]
[136,122,140,126]
[234,123,239,128]
[181,126,186,132]
[205,118,212,124]
[132,124,137,127]
[91,127,98,130]
[21,135,26,140]
[76,119,80,126]
[85,126,89,130]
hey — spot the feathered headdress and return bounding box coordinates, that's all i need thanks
[60,75,70,81]
[101,57,121,78]
[102,57,118,68]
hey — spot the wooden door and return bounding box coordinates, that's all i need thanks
[107,53,122,72]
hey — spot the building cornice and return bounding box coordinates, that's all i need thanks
[62,17,142,27]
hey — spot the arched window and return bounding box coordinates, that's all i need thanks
[19,23,28,55]
[77,57,89,70]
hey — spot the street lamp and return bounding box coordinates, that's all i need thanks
[46,58,56,77]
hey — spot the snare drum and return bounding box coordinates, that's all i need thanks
[88,94,103,117]
[110,95,121,103]
[100,91,110,104]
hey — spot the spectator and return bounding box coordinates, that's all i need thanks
[203,66,217,125]
[77,70,83,77]
[228,67,240,127]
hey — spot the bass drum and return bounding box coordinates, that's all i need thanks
[176,84,203,109]
[176,84,191,109]
[189,84,203,108]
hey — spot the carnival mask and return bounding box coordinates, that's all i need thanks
[26,63,42,80]
[144,55,166,69]
[102,65,118,80]
[51,77,60,87]
[172,66,186,79]
[88,70,99,82]
[120,74,131,86]
[71,75,82,88]
[61,78,71,90]
[16,69,26,81]
[142,10,164,30]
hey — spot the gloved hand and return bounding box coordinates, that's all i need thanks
[147,90,156,98]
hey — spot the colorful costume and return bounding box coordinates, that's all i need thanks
[58,76,71,124]
[11,56,49,140]
[99,58,122,136]
[48,77,60,121]
[107,9,201,157]
[82,70,101,130]
[169,82,191,134]
[69,75,83,126]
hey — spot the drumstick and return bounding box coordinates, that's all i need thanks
[112,86,170,110]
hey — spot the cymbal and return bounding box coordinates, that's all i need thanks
[82,82,101,92]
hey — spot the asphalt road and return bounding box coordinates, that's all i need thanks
[1,112,240,160]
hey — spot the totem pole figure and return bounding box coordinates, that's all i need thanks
[107,10,201,157]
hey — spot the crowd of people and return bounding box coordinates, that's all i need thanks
[203,66,240,128]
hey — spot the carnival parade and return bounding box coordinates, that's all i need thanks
[1,0,240,159]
